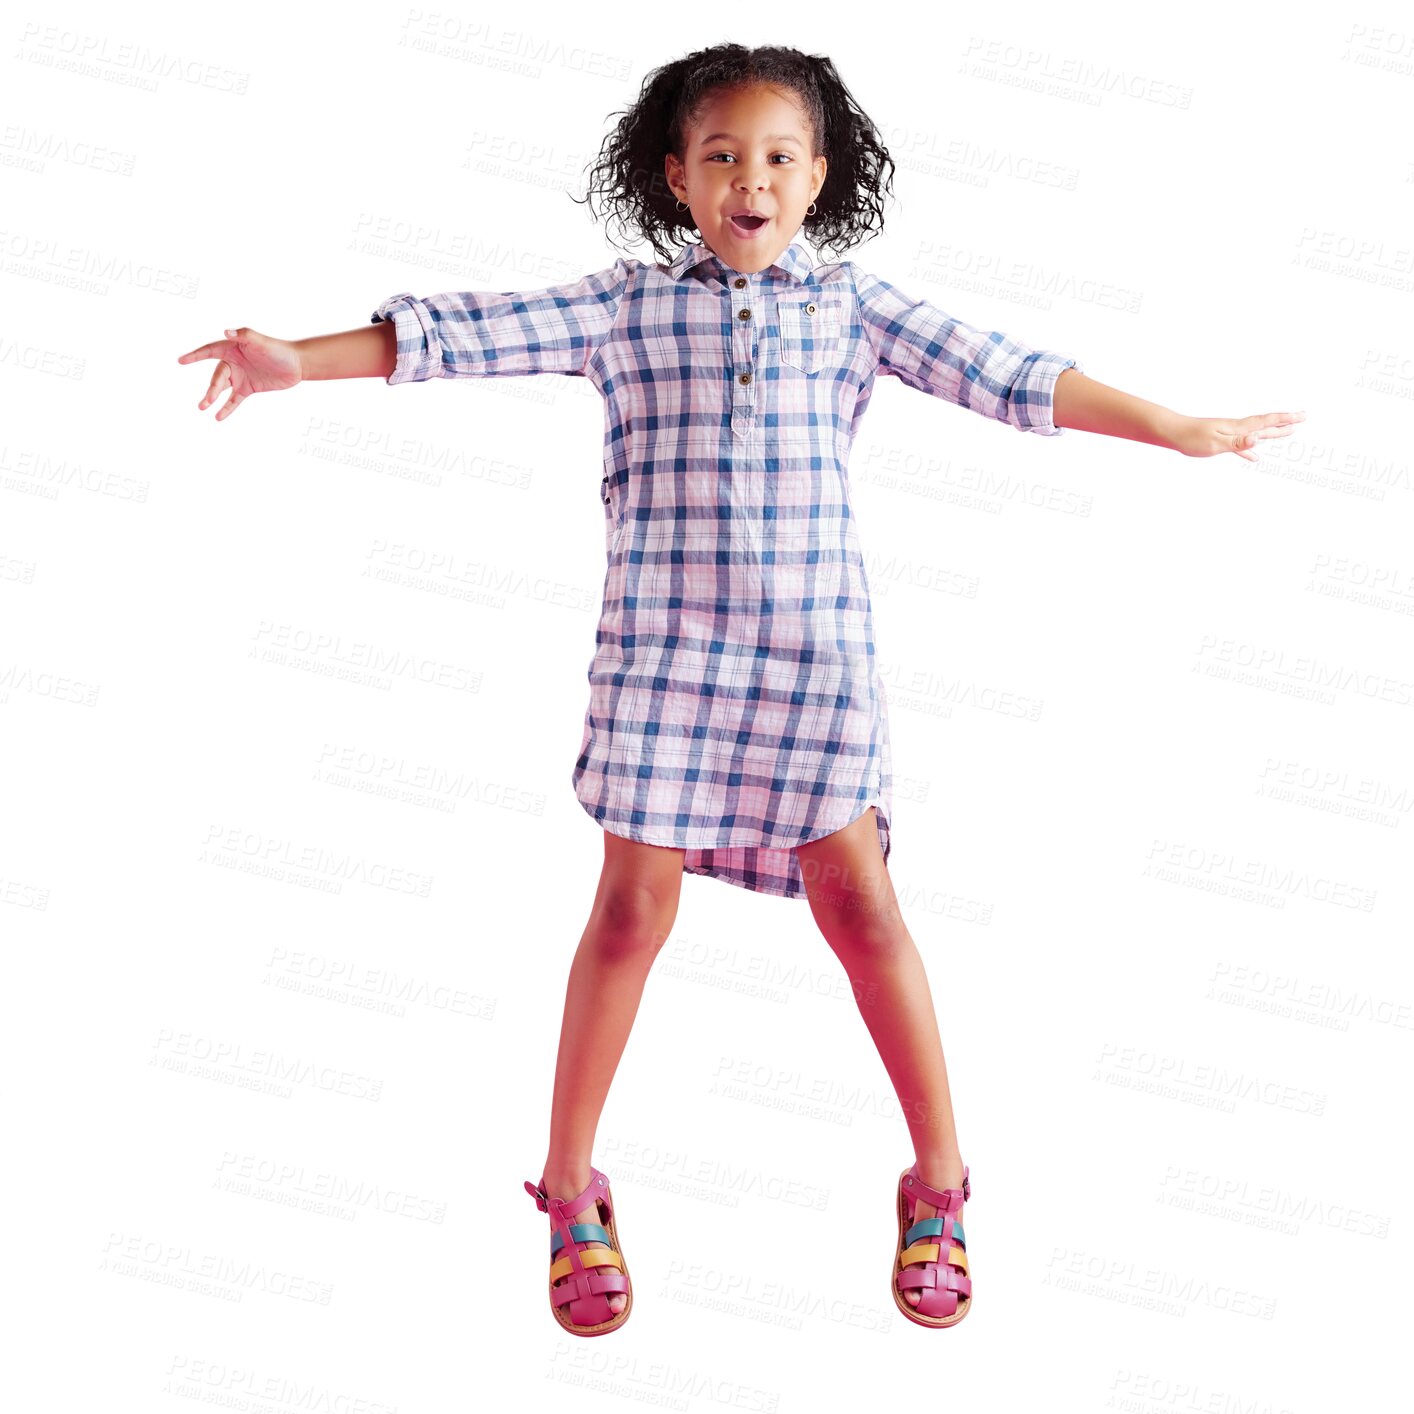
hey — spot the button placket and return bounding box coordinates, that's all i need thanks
[730,272,755,439]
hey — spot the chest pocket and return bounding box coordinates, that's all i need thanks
[778,297,844,375]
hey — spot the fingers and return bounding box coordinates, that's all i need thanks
[180,329,251,420]
[177,340,225,364]
[176,329,242,364]
[1219,425,1263,462]
[1238,411,1308,450]
[198,361,230,412]
[1192,411,1307,461]
[1229,412,1304,460]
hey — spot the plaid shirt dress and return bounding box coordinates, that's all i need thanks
[372,237,1082,899]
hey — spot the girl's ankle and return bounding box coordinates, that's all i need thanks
[541,1163,594,1202]
[913,1153,964,1189]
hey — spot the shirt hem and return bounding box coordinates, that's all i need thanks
[574,788,891,901]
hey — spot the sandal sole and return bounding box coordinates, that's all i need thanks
[891,1166,971,1329]
[548,1184,633,1337]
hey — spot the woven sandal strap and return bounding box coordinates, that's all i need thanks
[899,1239,968,1271]
[550,1267,630,1308]
[898,1265,972,1295]
[550,1246,624,1282]
[525,1167,613,1220]
[905,1216,965,1249]
[904,1162,970,1211]
[551,1221,612,1255]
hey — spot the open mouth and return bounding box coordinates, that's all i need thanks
[729,213,770,235]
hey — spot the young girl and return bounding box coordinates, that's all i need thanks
[178,43,1302,1336]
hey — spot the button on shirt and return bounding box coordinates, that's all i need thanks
[371,237,1082,900]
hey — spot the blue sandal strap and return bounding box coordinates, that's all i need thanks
[550,1221,612,1255]
[905,1217,965,1248]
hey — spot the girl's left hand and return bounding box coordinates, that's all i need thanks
[1175,410,1306,462]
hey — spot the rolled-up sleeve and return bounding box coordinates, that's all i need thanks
[370,258,635,386]
[848,263,1082,435]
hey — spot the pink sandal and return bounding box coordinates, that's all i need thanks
[892,1161,972,1328]
[524,1166,633,1335]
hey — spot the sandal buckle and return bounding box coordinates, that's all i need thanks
[524,1178,549,1213]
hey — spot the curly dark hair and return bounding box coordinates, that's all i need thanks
[570,42,896,265]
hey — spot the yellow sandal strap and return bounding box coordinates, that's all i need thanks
[550,1246,624,1283]
[899,1241,967,1273]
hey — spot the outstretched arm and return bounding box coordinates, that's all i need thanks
[1052,367,1305,463]
[177,324,397,421]
[178,259,634,422]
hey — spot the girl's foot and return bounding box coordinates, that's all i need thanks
[542,1169,628,1316]
[900,1154,965,1309]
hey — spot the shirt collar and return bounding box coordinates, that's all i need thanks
[668,235,815,286]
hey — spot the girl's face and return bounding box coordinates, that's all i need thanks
[665,82,827,274]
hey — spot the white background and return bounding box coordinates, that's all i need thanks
[4,0,1409,1407]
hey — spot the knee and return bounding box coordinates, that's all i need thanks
[589,880,678,963]
[817,894,907,963]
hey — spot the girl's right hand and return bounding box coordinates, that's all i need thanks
[177,327,303,421]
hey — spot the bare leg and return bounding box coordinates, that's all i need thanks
[794,807,964,1308]
[538,829,685,1313]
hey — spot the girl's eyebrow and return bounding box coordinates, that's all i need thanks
[698,132,802,146]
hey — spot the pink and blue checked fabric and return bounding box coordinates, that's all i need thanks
[372,237,1082,899]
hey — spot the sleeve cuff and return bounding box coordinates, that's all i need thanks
[1016,353,1083,435]
[370,292,441,385]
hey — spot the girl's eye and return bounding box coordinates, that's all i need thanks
[708,153,793,164]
